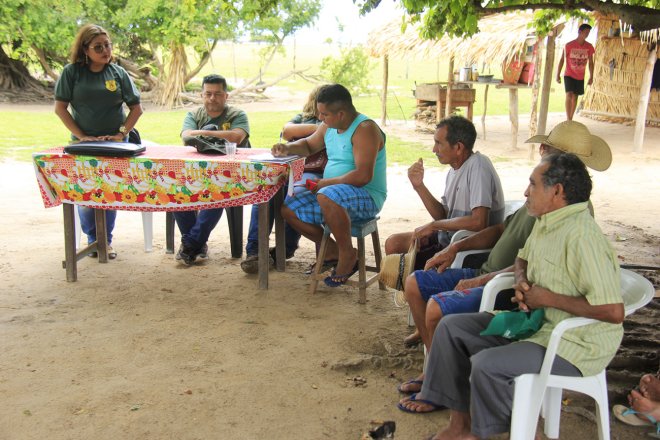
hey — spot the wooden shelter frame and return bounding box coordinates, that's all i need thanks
[368,11,564,152]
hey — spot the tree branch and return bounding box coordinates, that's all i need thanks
[185,39,219,84]
[31,45,59,81]
[475,2,593,16]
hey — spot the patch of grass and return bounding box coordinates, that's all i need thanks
[0,107,433,167]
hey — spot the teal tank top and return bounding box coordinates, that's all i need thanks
[323,113,387,210]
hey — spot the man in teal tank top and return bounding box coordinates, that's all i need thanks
[272,84,387,287]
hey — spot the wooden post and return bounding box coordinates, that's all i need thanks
[482,84,489,140]
[509,88,519,150]
[445,56,455,120]
[381,55,388,126]
[529,38,544,159]
[538,26,562,136]
[258,202,269,289]
[633,45,657,153]
[63,204,77,282]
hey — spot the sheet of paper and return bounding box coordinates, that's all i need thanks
[249,152,300,163]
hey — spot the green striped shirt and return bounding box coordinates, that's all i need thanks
[518,201,623,377]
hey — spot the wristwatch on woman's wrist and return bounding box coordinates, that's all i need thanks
[119,125,128,136]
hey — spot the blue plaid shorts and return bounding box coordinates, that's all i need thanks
[285,184,379,225]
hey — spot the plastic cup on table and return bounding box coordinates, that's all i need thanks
[226,142,237,157]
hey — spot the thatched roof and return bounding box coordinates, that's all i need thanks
[640,28,659,45]
[367,11,548,67]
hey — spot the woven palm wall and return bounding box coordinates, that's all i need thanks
[581,17,659,126]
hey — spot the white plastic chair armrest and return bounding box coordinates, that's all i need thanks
[451,248,492,269]
[538,316,599,379]
[449,229,477,244]
[479,272,515,312]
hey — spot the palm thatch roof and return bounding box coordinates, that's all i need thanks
[367,11,547,67]
[640,28,659,45]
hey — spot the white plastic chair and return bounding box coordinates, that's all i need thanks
[74,208,154,252]
[479,269,655,440]
[407,201,526,326]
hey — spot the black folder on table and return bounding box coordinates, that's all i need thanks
[64,141,146,157]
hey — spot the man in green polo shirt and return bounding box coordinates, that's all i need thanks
[173,74,250,265]
[400,153,624,440]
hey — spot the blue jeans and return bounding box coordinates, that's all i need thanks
[79,206,116,245]
[173,208,223,249]
[245,171,321,256]
[413,268,479,302]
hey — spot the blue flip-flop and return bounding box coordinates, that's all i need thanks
[324,263,359,287]
[397,379,424,395]
[397,393,445,414]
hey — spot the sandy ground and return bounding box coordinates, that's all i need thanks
[0,109,658,440]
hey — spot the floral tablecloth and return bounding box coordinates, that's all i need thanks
[33,145,304,211]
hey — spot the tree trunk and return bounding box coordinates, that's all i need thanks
[185,39,218,84]
[31,45,60,81]
[116,57,158,92]
[0,46,50,97]
[234,41,282,92]
[159,43,188,108]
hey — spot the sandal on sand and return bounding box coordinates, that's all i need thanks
[613,404,658,427]
[324,263,359,287]
[305,259,338,275]
[397,393,445,414]
[397,379,423,395]
[404,332,422,348]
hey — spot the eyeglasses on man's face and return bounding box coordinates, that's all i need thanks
[202,92,226,99]
[89,42,113,54]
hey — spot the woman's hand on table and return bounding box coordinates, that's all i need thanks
[99,133,126,142]
[272,143,289,157]
[75,135,104,142]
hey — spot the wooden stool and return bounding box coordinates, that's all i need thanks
[309,217,385,304]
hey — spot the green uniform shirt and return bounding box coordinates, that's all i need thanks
[518,202,623,377]
[478,207,536,275]
[54,63,140,138]
[182,106,250,147]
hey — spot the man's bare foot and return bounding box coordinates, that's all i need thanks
[427,431,479,440]
[629,389,660,421]
[404,330,422,348]
[397,394,443,413]
[397,374,424,394]
[333,248,358,278]
[639,373,660,401]
[426,411,478,440]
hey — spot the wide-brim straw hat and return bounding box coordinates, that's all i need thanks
[525,121,612,171]
[379,241,417,306]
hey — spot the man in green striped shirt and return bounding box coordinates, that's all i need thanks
[400,153,624,440]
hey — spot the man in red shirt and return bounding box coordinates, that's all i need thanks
[556,23,595,121]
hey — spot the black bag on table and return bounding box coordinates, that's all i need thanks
[64,128,145,157]
[183,135,227,155]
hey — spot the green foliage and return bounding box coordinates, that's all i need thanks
[247,0,321,45]
[0,0,81,72]
[359,0,660,38]
[320,46,373,94]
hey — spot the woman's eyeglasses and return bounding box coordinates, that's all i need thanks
[89,42,113,54]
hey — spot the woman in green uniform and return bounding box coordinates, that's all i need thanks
[54,24,143,259]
